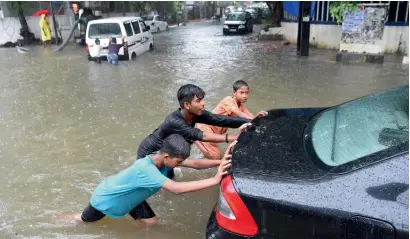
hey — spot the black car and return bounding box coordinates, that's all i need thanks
[223,11,253,35]
[206,86,409,239]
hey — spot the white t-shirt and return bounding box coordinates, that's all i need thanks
[89,45,103,57]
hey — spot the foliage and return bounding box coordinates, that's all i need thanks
[7,1,25,15]
[265,1,282,27]
[329,1,359,24]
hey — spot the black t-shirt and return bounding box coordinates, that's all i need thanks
[137,109,250,158]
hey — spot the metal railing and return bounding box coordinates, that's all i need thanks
[282,1,409,24]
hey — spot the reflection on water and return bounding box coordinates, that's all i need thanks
[0,21,408,238]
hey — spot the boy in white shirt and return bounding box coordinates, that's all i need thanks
[89,38,103,64]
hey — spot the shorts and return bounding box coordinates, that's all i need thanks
[196,141,221,159]
[107,53,119,65]
[92,56,101,64]
[81,201,155,222]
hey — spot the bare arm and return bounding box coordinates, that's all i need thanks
[242,107,255,118]
[162,177,219,194]
[162,160,231,194]
[202,131,239,143]
[201,122,252,142]
[231,108,254,119]
[180,159,221,169]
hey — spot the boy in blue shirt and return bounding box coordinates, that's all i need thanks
[76,134,234,224]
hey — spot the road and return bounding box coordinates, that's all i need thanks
[0,21,408,239]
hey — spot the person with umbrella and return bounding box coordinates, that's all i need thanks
[39,13,52,47]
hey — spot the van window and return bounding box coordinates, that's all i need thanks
[139,21,148,32]
[131,21,141,34]
[307,86,409,167]
[88,23,121,39]
[124,22,134,36]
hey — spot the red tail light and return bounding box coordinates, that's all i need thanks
[85,43,89,53]
[216,175,258,236]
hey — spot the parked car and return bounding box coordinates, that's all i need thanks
[223,11,253,35]
[142,15,169,33]
[206,85,409,239]
[85,17,154,61]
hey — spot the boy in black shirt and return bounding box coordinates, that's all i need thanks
[137,84,260,178]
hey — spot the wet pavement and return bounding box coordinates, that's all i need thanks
[0,21,408,239]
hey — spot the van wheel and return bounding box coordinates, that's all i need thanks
[150,44,154,51]
[131,52,137,61]
[157,27,160,33]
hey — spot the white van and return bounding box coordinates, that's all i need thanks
[85,17,154,60]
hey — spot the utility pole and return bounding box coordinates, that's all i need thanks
[297,2,311,56]
[50,2,59,45]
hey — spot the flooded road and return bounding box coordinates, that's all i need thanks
[0,21,408,239]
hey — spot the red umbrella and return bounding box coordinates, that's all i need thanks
[33,9,50,17]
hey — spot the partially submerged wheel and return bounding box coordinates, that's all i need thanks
[131,52,137,61]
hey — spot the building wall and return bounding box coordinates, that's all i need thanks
[0,15,74,45]
[281,22,409,55]
[0,11,143,45]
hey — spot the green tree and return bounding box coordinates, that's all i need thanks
[329,1,359,24]
[266,1,283,27]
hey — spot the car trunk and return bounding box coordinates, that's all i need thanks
[228,107,342,238]
[231,108,327,180]
[227,107,407,238]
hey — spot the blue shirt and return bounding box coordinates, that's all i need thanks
[90,155,169,218]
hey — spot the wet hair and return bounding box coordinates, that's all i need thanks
[95,38,100,45]
[111,38,117,44]
[233,80,249,91]
[177,84,205,108]
[159,134,190,159]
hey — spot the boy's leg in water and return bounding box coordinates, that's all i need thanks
[107,54,113,64]
[112,54,119,65]
[129,201,157,225]
[80,203,106,222]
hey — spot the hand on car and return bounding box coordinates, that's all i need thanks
[214,159,231,182]
[238,122,252,134]
[255,111,268,118]
[223,140,237,161]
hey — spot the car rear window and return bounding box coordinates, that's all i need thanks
[124,22,134,36]
[88,23,121,39]
[307,86,409,167]
[226,13,246,21]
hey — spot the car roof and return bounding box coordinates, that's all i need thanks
[89,17,142,24]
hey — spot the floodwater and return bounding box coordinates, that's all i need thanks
[0,21,408,239]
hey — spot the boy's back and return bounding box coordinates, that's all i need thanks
[90,156,168,218]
